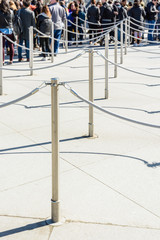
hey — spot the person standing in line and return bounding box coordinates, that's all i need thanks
[49,0,66,56]
[146,0,159,41]
[87,0,100,45]
[36,5,52,61]
[17,0,36,62]
[128,0,146,46]
[0,0,15,64]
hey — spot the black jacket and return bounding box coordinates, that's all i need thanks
[0,10,14,29]
[128,5,145,30]
[147,1,158,21]
[87,5,100,24]
[36,13,52,36]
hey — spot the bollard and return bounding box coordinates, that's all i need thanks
[125,19,127,55]
[114,26,118,78]
[76,16,78,47]
[105,33,109,99]
[0,33,3,95]
[29,26,33,76]
[128,17,130,47]
[65,19,68,53]
[51,23,54,63]
[88,49,94,137]
[120,21,123,64]
[51,78,60,223]
[84,16,87,40]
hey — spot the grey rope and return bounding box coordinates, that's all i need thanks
[96,50,160,78]
[0,82,46,108]
[62,82,160,129]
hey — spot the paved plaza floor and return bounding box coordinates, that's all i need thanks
[0,42,160,240]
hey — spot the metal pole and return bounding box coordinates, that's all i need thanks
[29,26,33,76]
[125,19,127,55]
[51,22,54,63]
[65,19,68,53]
[120,21,123,64]
[0,33,3,95]
[76,16,78,47]
[84,15,87,40]
[128,17,130,47]
[51,77,60,223]
[114,26,118,78]
[88,49,94,137]
[105,33,109,99]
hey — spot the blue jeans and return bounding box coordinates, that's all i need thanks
[148,20,156,41]
[54,29,62,54]
[18,39,29,59]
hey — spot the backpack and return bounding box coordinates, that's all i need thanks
[13,10,23,36]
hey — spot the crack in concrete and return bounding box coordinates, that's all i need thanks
[65,219,160,231]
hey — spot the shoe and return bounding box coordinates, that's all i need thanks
[79,42,83,45]
[7,61,13,65]
[18,58,24,62]
[41,57,47,61]
[54,54,57,57]
[94,42,98,46]
[26,58,29,62]
[89,41,92,45]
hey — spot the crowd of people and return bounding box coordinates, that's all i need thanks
[0,0,160,64]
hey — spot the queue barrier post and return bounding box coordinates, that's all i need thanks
[76,17,78,47]
[105,33,109,99]
[51,77,60,223]
[0,33,3,95]
[51,23,54,63]
[29,26,33,76]
[65,19,68,53]
[120,21,123,64]
[125,19,127,55]
[88,49,94,137]
[114,26,118,78]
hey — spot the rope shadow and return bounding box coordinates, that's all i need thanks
[61,151,160,168]
[0,219,49,238]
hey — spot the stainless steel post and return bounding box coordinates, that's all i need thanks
[105,33,109,99]
[125,19,127,55]
[65,19,68,53]
[51,22,54,63]
[128,17,130,47]
[29,26,33,76]
[114,26,118,78]
[84,16,87,40]
[89,49,94,137]
[0,33,3,95]
[51,77,60,223]
[120,21,123,64]
[76,16,78,47]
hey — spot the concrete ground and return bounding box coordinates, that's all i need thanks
[0,42,160,240]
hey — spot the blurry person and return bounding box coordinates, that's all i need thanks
[128,0,145,46]
[0,0,15,64]
[49,0,66,56]
[36,5,52,60]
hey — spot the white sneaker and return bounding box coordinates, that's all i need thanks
[41,57,46,61]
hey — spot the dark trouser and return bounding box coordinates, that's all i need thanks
[40,37,51,57]
[89,23,98,42]
[2,33,14,62]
